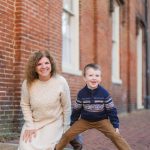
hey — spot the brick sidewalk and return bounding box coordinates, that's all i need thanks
[1,110,150,150]
[81,109,150,150]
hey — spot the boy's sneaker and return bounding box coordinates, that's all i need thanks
[69,139,82,150]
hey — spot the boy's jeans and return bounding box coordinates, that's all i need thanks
[56,119,132,150]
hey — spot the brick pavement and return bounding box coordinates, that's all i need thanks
[81,109,150,150]
[1,110,150,150]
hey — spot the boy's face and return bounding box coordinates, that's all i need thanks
[84,67,101,90]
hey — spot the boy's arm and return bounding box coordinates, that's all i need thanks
[104,95,119,129]
[70,99,82,125]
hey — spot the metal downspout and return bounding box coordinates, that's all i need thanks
[145,0,150,109]
[127,0,131,112]
[93,0,98,63]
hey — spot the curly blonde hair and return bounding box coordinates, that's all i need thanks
[25,50,56,86]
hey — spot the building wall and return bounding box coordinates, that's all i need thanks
[128,0,146,110]
[0,0,148,136]
[0,0,64,137]
[93,0,128,112]
[0,0,19,136]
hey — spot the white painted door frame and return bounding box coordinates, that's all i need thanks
[136,28,144,109]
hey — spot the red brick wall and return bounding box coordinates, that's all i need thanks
[0,0,64,136]
[63,0,97,102]
[0,0,147,136]
[92,0,146,112]
[127,0,146,110]
[0,0,19,136]
[80,0,95,67]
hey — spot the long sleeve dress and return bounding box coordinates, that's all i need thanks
[18,75,71,150]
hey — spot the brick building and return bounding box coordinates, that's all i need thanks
[0,0,150,138]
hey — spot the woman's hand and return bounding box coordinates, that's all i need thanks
[23,129,37,142]
[115,128,120,134]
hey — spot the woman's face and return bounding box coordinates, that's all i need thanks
[36,56,51,81]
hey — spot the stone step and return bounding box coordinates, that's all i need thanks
[0,143,18,150]
[0,143,73,150]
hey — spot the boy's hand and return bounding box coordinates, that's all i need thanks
[115,128,120,134]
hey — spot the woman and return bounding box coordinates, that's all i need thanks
[18,50,71,150]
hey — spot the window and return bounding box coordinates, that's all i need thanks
[111,0,122,84]
[62,0,81,75]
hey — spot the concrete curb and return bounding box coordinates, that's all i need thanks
[0,142,73,150]
[0,143,18,150]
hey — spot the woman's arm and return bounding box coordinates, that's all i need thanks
[60,78,72,133]
[20,80,34,129]
[20,80,37,142]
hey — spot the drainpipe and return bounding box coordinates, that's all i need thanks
[127,0,131,112]
[145,0,150,109]
[93,0,98,63]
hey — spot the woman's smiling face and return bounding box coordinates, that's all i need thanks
[36,56,51,81]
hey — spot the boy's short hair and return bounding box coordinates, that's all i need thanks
[83,63,101,76]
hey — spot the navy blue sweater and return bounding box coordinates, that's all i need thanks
[71,85,119,128]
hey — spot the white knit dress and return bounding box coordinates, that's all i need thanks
[18,75,71,150]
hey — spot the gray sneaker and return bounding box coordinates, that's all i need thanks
[70,139,82,150]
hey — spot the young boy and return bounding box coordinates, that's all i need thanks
[55,64,132,150]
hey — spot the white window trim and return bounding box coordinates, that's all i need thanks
[136,27,144,109]
[62,0,82,76]
[111,0,122,84]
